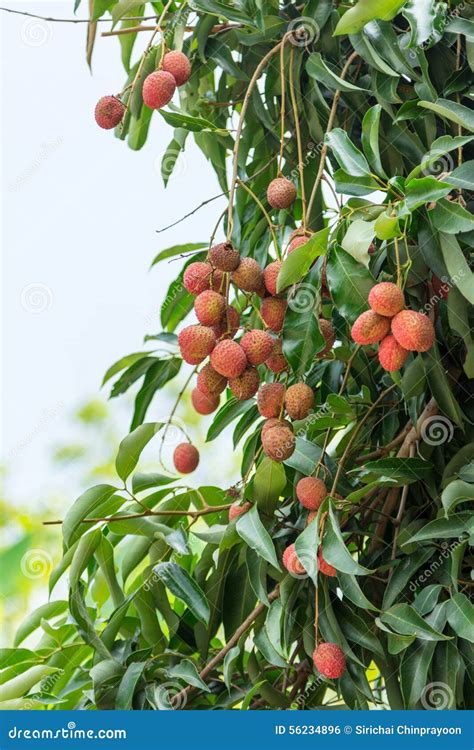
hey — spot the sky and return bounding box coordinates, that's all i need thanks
[2,1,233,503]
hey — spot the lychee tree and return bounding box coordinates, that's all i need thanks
[5,0,474,711]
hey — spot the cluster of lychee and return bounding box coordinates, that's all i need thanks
[351,282,435,371]
[94,50,191,129]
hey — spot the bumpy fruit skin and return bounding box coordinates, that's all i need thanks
[229,366,259,400]
[231,257,263,292]
[261,297,287,333]
[391,310,435,352]
[261,421,295,461]
[240,329,274,365]
[178,325,216,364]
[282,543,306,575]
[209,241,240,272]
[288,235,309,254]
[318,318,336,357]
[317,548,336,577]
[183,262,220,295]
[257,383,285,418]
[263,261,282,296]
[197,363,227,395]
[210,340,247,378]
[368,282,405,317]
[313,643,346,679]
[266,338,288,373]
[212,305,240,339]
[261,417,292,437]
[378,334,409,371]
[95,96,125,129]
[296,477,327,510]
[173,443,199,474]
[194,290,226,326]
[191,387,219,415]
[267,177,297,209]
[285,383,314,420]
[161,50,191,86]
[351,310,391,345]
[142,70,176,109]
[229,501,251,521]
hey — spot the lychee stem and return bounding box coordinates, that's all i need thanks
[159,365,197,471]
[236,178,281,258]
[277,40,287,173]
[288,46,307,229]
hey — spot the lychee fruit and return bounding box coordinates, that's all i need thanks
[312,643,346,679]
[317,318,336,357]
[296,477,327,510]
[209,241,240,272]
[178,325,216,364]
[183,262,216,295]
[257,383,285,418]
[288,235,309,254]
[261,297,287,333]
[267,177,297,209]
[229,366,259,401]
[212,305,240,339]
[194,290,226,326]
[210,340,247,378]
[231,257,263,292]
[142,70,176,109]
[161,50,191,86]
[196,363,227,395]
[378,334,409,372]
[391,310,435,352]
[191,387,220,415]
[173,443,199,474]
[351,310,391,345]
[265,338,288,373]
[261,417,292,437]
[368,282,405,317]
[263,261,282,296]
[228,501,251,521]
[317,548,336,577]
[282,543,306,575]
[94,96,125,130]
[240,329,274,365]
[285,383,314,420]
[261,420,295,462]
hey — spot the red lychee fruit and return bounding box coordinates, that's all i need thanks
[265,338,288,373]
[142,70,176,109]
[212,305,240,339]
[391,310,435,352]
[288,235,309,254]
[178,325,216,364]
[261,421,295,461]
[191,387,219,415]
[351,310,391,345]
[228,501,251,521]
[196,363,227,395]
[285,383,314,420]
[229,366,259,401]
[161,50,191,86]
[378,334,409,372]
[257,383,285,418]
[261,297,287,333]
[267,177,297,209]
[296,477,327,510]
[173,443,199,474]
[312,643,346,679]
[317,318,336,357]
[240,329,274,365]
[263,261,282,296]
[261,417,292,437]
[368,282,405,317]
[94,96,125,130]
[317,548,336,577]
[231,257,263,292]
[183,262,218,295]
[209,241,240,272]
[282,543,306,575]
[194,290,226,326]
[210,340,247,378]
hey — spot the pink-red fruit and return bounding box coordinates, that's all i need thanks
[263,261,282,296]
[368,282,405,317]
[178,325,216,364]
[317,548,336,577]
[288,235,309,254]
[191,387,219,415]
[261,421,295,462]
[378,335,409,371]
[318,319,336,357]
[210,340,247,378]
[197,363,227,395]
[282,544,306,575]
[183,262,222,295]
[265,339,288,373]
[229,367,259,401]
[161,51,191,86]
[267,177,297,209]
[212,305,240,339]
[173,443,199,474]
[296,477,327,510]
[194,290,226,326]
[261,297,287,333]
[313,643,346,679]
[391,310,435,352]
[285,383,314,420]
[209,242,240,272]
[95,96,125,129]
[231,258,263,292]
[257,383,285,419]
[351,310,391,345]
[142,70,176,109]
[240,329,274,365]
[229,501,251,521]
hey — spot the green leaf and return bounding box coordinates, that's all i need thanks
[326,129,372,177]
[442,480,474,517]
[382,549,435,609]
[130,359,181,429]
[334,0,405,34]
[406,513,473,542]
[294,515,319,584]
[445,17,474,40]
[448,161,474,191]
[333,169,381,196]
[276,227,329,292]
[326,245,374,323]
[115,422,163,481]
[150,243,207,268]
[157,109,226,133]
[131,472,175,494]
[402,0,446,47]
[405,176,453,211]
[438,233,474,305]
[206,398,253,442]
[380,603,451,641]
[63,485,120,547]
[422,347,465,428]
[361,104,387,177]
[14,601,67,646]
[236,504,280,570]
[0,666,59,702]
[153,562,210,625]
[306,53,367,93]
[252,458,286,515]
[282,274,326,375]
[431,199,474,234]
[167,659,211,691]
[418,99,474,132]
[446,593,474,643]
[223,646,240,691]
[374,211,401,240]
[324,503,373,575]
[341,219,375,266]
[102,351,152,386]
[406,136,474,181]
[115,662,145,710]
[357,457,434,484]
[337,572,379,611]
[69,528,102,588]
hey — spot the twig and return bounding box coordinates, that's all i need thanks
[43,504,232,526]
[0,6,161,22]
[101,22,240,37]
[288,46,307,228]
[236,179,280,259]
